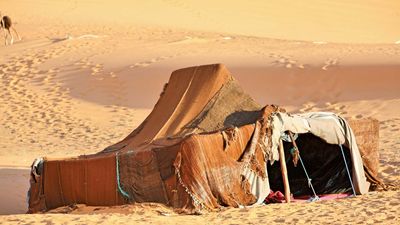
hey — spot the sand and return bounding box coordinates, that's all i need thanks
[0,0,399,224]
[1,191,399,224]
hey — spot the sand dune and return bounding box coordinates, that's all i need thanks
[0,0,399,224]
[5,0,400,43]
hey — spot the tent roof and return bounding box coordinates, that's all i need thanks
[103,64,261,153]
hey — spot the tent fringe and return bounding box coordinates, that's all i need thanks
[175,166,209,212]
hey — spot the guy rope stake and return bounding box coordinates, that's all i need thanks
[288,131,319,202]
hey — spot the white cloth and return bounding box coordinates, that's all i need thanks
[241,121,270,204]
[242,167,270,205]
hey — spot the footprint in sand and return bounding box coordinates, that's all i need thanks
[109,72,117,78]
[129,55,174,68]
[354,114,363,119]
[322,58,338,71]
[91,63,103,75]
[300,102,317,113]
[130,61,152,68]
[270,54,303,69]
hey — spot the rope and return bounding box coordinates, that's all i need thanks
[289,133,319,201]
[115,152,131,199]
[296,148,319,201]
[339,144,356,196]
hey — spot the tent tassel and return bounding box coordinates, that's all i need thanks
[116,152,131,199]
[339,144,356,196]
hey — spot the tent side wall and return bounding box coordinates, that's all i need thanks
[348,118,381,186]
[28,154,126,213]
[170,124,260,212]
[28,118,380,213]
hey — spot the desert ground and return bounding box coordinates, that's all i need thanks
[0,0,399,224]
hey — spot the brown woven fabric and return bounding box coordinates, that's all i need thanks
[173,124,257,212]
[117,149,168,203]
[28,154,126,213]
[348,118,383,188]
[116,106,281,213]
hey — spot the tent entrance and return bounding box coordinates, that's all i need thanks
[267,133,353,196]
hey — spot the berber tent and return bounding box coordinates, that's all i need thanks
[28,64,382,214]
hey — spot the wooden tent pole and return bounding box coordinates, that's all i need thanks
[279,138,291,203]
